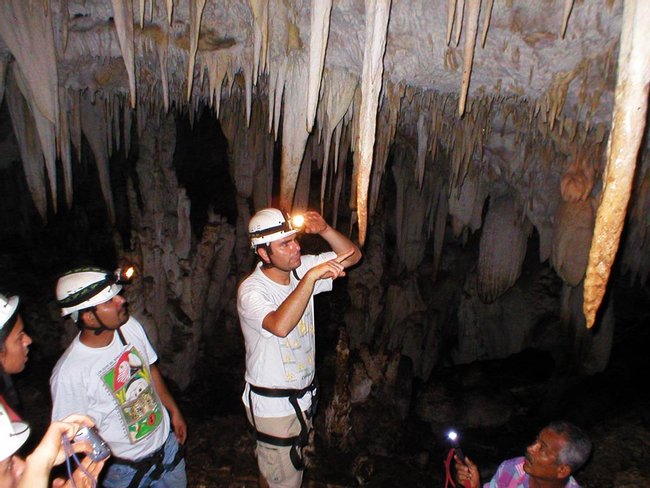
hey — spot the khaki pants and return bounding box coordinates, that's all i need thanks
[246,408,313,488]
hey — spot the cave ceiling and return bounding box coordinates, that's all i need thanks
[0,0,648,328]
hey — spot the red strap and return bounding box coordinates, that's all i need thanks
[444,448,471,488]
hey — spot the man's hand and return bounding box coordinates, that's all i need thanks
[455,455,480,488]
[20,415,98,488]
[302,211,328,234]
[170,408,188,445]
[305,249,355,282]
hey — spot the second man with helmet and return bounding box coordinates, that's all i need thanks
[50,267,187,488]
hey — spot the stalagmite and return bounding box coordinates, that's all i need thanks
[306,0,332,133]
[583,0,650,328]
[186,0,207,101]
[355,0,392,246]
[458,0,481,116]
[110,0,137,108]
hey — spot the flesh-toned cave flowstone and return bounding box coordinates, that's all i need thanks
[1,0,650,486]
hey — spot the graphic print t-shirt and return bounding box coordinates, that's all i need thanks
[50,318,170,460]
[99,345,164,443]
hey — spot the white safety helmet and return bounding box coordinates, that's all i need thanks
[248,208,301,248]
[0,403,30,461]
[56,267,122,321]
[0,293,19,342]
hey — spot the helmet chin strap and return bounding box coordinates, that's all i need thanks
[78,308,113,336]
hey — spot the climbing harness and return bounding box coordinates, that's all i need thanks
[248,376,319,471]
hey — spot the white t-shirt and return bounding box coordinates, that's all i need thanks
[238,252,336,417]
[50,317,170,460]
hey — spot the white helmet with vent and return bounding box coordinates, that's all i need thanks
[249,208,301,248]
[56,267,122,321]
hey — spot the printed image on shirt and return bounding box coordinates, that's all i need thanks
[100,346,163,443]
[279,317,314,383]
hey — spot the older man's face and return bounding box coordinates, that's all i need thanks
[523,428,570,481]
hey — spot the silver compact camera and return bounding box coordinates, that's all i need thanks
[74,426,111,461]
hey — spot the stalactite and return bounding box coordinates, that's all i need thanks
[453,0,465,47]
[13,65,58,213]
[481,0,494,48]
[186,0,207,101]
[139,0,146,28]
[279,54,310,209]
[250,0,269,85]
[458,0,481,116]
[552,199,595,286]
[369,81,402,217]
[416,110,428,189]
[560,0,575,39]
[110,0,137,108]
[584,0,650,328]
[319,68,358,214]
[477,195,531,303]
[0,0,60,211]
[306,0,332,133]
[5,69,47,220]
[446,0,457,46]
[80,93,116,223]
[166,0,173,25]
[57,87,73,208]
[155,25,170,112]
[355,0,392,246]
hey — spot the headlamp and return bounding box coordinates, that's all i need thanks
[291,214,305,229]
[116,265,135,284]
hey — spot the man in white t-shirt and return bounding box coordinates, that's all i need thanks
[238,208,362,488]
[50,267,187,488]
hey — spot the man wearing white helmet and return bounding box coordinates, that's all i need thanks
[238,208,362,488]
[50,267,187,488]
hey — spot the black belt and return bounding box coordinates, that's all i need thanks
[248,376,319,471]
[110,433,184,488]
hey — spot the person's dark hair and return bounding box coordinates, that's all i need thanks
[548,421,592,472]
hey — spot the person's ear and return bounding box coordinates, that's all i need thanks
[257,246,271,264]
[80,310,96,326]
[557,464,571,479]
